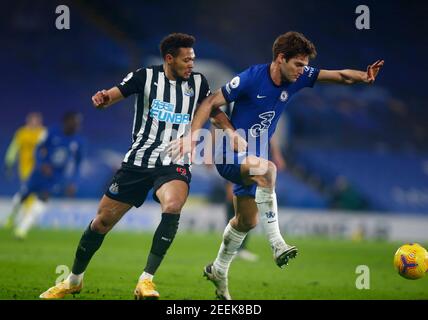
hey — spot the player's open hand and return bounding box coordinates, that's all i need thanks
[167,136,194,164]
[366,60,384,84]
[92,90,111,109]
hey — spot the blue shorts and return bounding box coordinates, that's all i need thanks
[21,170,65,198]
[215,163,257,198]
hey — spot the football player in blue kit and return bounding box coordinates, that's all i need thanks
[173,31,384,299]
[6,112,84,239]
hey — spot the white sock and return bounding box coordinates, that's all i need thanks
[139,272,153,282]
[255,187,286,250]
[15,199,46,236]
[68,272,84,286]
[6,193,23,224]
[11,193,22,208]
[213,223,247,278]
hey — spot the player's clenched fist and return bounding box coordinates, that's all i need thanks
[92,90,110,109]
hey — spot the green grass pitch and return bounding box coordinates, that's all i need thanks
[0,228,427,300]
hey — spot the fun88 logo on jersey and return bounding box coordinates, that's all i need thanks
[150,99,190,124]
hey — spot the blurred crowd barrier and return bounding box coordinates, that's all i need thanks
[1,198,427,242]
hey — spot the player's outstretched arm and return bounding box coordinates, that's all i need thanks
[92,87,124,109]
[317,60,384,85]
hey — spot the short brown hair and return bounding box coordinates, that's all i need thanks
[272,31,317,61]
[160,33,195,58]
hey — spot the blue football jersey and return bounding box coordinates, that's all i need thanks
[221,63,319,157]
[35,126,84,182]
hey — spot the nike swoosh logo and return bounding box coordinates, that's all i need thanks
[267,220,277,223]
[154,82,158,86]
[257,94,266,98]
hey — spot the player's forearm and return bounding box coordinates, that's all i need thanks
[105,87,124,107]
[190,95,219,138]
[209,108,240,143]
[338,69,369,84]
[190,107,212,142]
[92,87,124,109]
[190,90,228,143]
[210,109,234,130]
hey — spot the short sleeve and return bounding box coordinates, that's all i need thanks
[117,68,147,97]
[197,74,211,104]
[295,66,320,89]
[221,68,252,103]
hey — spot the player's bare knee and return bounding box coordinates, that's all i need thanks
[91,209,114,234]
[162,199,184,214]
[261,162,277,187]
[92,218,112,234]
[250,161,276,188]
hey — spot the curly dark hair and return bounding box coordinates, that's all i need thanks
[160,33,195,58]
[272,31,317,61]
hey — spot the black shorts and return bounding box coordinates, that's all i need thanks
[105,163,192,207]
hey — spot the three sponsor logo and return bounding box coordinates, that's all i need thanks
[249,111,275,137]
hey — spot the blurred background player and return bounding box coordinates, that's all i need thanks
[4,112,46,181]
[4,112,84,239]
[3,112,46,228]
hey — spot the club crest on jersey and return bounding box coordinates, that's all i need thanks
[109,183,119,195]
[265,211,276,219]
[176,167,187,176]
[280,91,288,102]
[150,99,189,124]
[184,85,194,97]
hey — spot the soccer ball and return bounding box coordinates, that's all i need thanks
[393,243,428,280]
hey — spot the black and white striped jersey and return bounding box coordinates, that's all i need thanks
[117,65,210,169]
